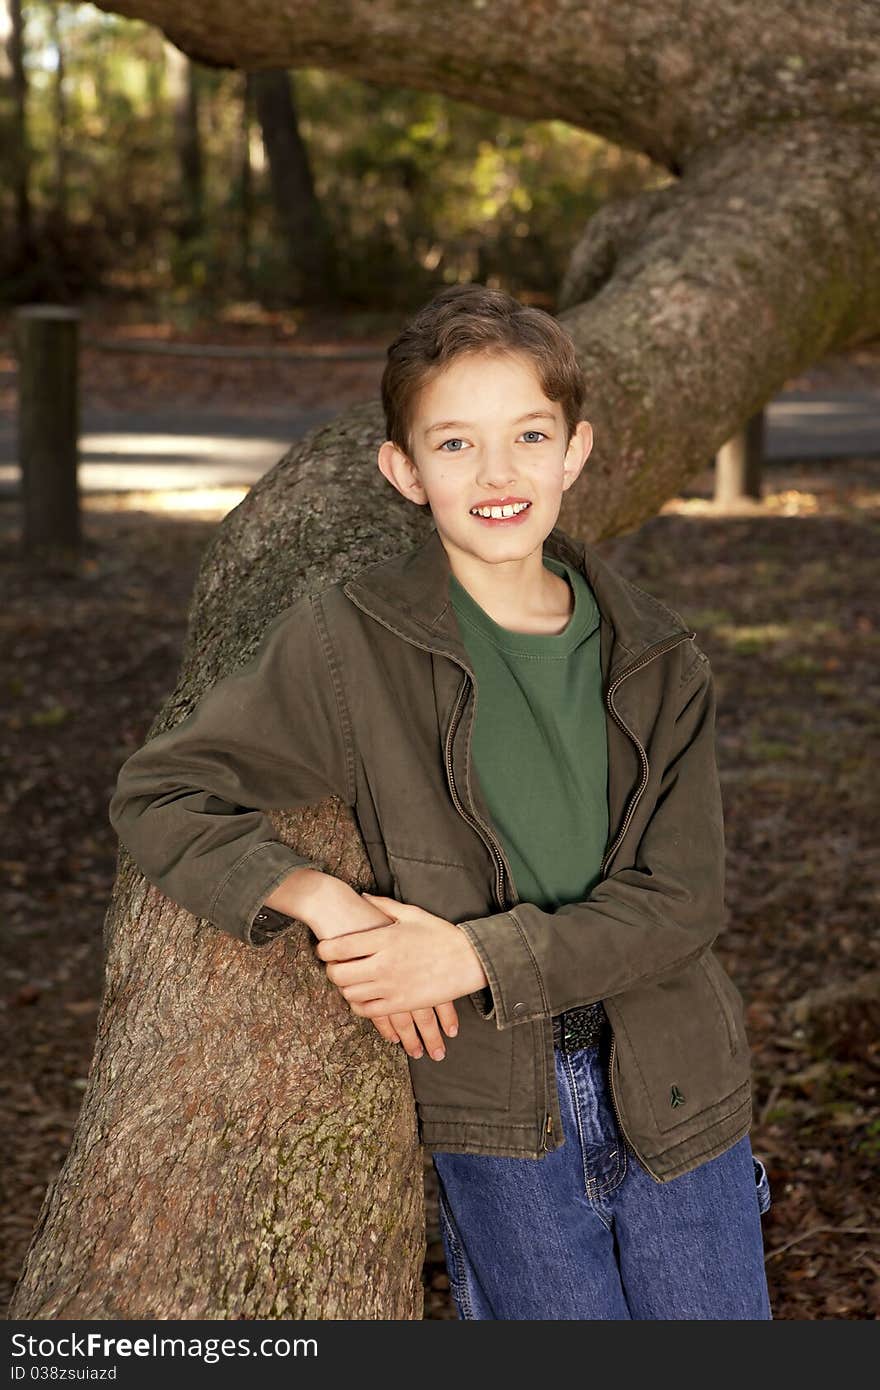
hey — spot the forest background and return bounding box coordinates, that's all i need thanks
[1,1,653,313]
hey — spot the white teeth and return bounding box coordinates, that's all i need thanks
[470,501,530,518]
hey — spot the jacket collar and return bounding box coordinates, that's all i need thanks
[343,524,691,675]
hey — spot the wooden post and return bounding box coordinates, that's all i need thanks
[714,409,765,505]
[16,304,81,570]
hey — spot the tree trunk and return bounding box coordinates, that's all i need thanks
[714,411,764,505]
[9,443,432,1318]
[238,73,254,292]
[250,69,338,304]
[164,41,203,245]
[50,2,68,232]
[17,305,81,569]
[1,0,33,268]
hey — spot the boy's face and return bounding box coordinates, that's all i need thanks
[378,349,592,572]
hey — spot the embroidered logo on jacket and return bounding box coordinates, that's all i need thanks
[670,1084,686,1108]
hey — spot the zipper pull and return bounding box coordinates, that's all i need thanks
[541,1112,553,1152]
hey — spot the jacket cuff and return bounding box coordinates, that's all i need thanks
[468,986,496,1022]
[457,913,545,1029]
[208,840,324,945]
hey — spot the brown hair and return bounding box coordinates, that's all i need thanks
[381,284,585,461]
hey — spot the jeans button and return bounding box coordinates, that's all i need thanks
[512,1001,526,1015]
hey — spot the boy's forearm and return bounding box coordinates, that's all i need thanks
[262,867,334,927]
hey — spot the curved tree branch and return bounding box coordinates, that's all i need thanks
[91,1,880,166]
[556,118,880,535]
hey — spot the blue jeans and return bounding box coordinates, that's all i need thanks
[432,1021,772,1319]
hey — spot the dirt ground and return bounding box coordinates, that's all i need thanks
[1,324,878,1320]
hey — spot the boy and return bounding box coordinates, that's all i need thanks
[109,284,772,1319]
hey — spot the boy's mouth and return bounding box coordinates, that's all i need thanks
[469,499,532,522]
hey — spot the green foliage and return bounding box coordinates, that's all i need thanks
[1,2,662,308]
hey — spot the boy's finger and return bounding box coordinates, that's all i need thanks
[410,1007,446,1061]
[434,1000,459,1037]
[371,1014,400,1044]
[316,928,384,960]
[389,1013,424,1060]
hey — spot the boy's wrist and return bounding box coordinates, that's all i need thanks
[260,867,344,933]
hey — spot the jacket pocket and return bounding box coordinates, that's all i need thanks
[605,950,752,1142]
[699,950,743,1056]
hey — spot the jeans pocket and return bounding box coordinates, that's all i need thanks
[753,1155,772,1216]
[435,1175,478,1320]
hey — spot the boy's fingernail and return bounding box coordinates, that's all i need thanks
[432,1049,445,1061]
[413,1048,423,1058]
[448,1026,458,1036]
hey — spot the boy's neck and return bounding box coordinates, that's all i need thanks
[443,538,574,636]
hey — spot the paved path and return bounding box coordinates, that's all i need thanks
[0,405,338,497]
[0,389,877,498]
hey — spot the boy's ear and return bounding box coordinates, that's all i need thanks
[562,419,593,491]
[378,440,429,507]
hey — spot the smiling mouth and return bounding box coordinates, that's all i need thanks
[469,500,532,518]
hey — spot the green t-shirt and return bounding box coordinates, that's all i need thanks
[449,556,609,913]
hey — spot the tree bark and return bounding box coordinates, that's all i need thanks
[9,441,432,1318]
[555,117,879,534]
[84,1,880,157]
[250,69,339,303]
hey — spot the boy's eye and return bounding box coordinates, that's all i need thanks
[438,431,547,452]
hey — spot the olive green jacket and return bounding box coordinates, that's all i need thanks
[108,524,753,1180]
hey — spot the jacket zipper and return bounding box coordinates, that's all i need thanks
[443,670,511,911]
[600,629,697,877]
[599,628,696,1182]
[541,1112,553,1151]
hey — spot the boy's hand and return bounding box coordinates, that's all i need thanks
[295,874,462,1057]
[314,892,489,1018]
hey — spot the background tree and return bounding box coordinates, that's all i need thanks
[0,4,653,310]
[164,42,203,258]
[48,1,67,234]
[1,0,33,270]
[250,68,339,304]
